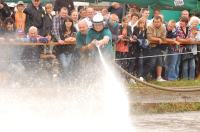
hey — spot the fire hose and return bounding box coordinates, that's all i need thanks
[115,64,200,92]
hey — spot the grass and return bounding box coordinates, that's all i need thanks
[152,80,200,87]
[128,80,200,114]
[132,102,200,114]
[128,79,200,89]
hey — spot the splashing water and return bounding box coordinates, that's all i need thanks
[96,46,134,131]
[0,42,135,132]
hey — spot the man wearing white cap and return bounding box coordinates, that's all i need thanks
[86,13,113,58]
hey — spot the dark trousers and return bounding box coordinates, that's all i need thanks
[116,51,129,71]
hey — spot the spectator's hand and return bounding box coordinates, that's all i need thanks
[132,35,137,40]
[118,35,124,39]
[95,40,103,47]
[187,38,195,43]
[174,41,180,45]
[65,37,76,41]
[130,37,137,42]
[58,40,64,44]
[46,35,51,41]
[87,43,95,50]
[0,4,4,9]
[64,37,76,44]
[158,38,163,44]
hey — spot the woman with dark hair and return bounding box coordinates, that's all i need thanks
[63,17,77,40]
[54,17,77,77]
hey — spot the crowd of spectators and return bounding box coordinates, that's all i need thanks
[0,0,200,82]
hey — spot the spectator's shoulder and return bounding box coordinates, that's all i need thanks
[147,24,153,31]
[76,31,81,37]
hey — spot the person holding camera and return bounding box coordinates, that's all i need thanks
[116,17,132,71]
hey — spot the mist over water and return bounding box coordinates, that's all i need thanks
[0,41,134,132]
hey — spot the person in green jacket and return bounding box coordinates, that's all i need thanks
[85,13,114,59]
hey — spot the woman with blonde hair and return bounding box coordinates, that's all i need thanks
[129,18,148,80]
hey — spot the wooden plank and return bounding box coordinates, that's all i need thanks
[0,40,76,46]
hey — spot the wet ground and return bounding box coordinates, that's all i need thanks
[0,82,199,132]
[133,111,200,132]
[128,88,200,103]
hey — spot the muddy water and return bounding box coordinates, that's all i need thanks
[133,112,200,132]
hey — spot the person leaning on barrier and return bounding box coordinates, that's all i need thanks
[21,26,50,70]
[52,7,76,77]
[76,20,89,57]
[147,15,166,81]
[130,18,148,81]
[52,7,68,45]
[115,17,132,72]
[164,20,181,81]
[85,13,113,59]
[176,16,195,80]
[177,16,199,80]
[57,16,76,56]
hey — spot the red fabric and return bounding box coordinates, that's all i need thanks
[116,28,128,52]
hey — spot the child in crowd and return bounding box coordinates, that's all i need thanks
[14,1,26,33]
[43,3,54,55]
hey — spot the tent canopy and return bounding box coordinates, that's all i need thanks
[5,0,199,11]
[107,0,198,11]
